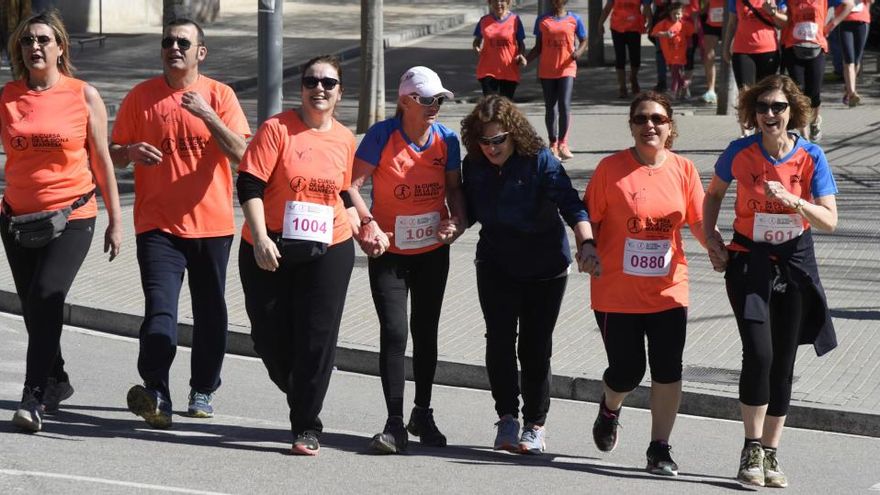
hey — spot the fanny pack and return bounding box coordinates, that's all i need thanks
[791,43,822,60]
[3,190,94,248]
[269,231,328,265]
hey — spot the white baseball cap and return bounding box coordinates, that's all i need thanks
[398,66,454,99]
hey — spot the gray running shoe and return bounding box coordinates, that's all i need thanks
[809,115,823,142]
[737,442,765,486]
[43,377,74,413]
[518,424,546,455]
[12,387,43,433]
[493,415,520,452]
[763,448,789,488]
[186,390,214,418]
[127,385,172,429]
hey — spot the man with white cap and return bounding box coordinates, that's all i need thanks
[346,66,466,454]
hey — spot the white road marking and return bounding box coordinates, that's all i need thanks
[0,469,230,494]
[869,481,880,491]
[132,429,221,438]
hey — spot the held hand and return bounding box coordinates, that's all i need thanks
[180,91,216,121]
[575,242,602,277]
[516,54,528,67]
[254,235,281,272]
[706,233,728,272]
[104,223,122,262]
[128,142,163,165]
[358,221,391,258]
[436,216,462,245]
[764,180,799,208]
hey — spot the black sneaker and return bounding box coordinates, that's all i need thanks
[43,377,74,413]
[592,397,620,452]
[646,440,679,476]
[369,416,409,454]
[12,386,43,433]
[406,406,447,447]
[291,430,320,456]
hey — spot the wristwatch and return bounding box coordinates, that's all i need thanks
[360,216,374,226]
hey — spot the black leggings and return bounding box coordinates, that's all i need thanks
[540,77,574,144]
[594,307,687,393]
[782,48,825,108]
[477,262,567,425]
[611,30,641,69]
[479,77,518,100]
[732,51,780,89]
[369,246,450,418]
[239,238,354,436]
[1,217,94,395]
[725,251,805,417]
[838,21,869,65]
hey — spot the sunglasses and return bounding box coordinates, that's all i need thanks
[631,113,671,126]
[20,35,53,47]
[755,101,789,115]
[161,37,196,51]
[302,76,340,90]
[478,132,510,146]
[410,94,446,106]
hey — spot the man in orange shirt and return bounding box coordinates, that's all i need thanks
[109,18,250,429]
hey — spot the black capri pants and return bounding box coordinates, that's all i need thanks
[838,21,869,65]
[782,48,825,108]
[725,251,806,417]
[594,307,687,393]
[732,50,780,89]
[611,29,642,69]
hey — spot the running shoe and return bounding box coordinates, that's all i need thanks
[701,90,717,104]
[843,94,850,106]
[737,442,766,486]
[646,440,679,476]
[186,389,214,418]
[291,430,320,456]
[558,143,574,161]
[809,115,823,143]
[12,386,43,433]
[126,384,172,429]
[549,143,560,159]
[406,406,447,447]
[493,415,520,451]
[518,424,546,455]
[43,377,74,413]
[763,448,789,488]
[592,397,620,452]
[849,93,861,107]
[369,416,409,454]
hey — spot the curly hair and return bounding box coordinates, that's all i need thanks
[460,95,544,158]
[8,9,74,81]
[629,91,678,149]
[737,74,811,131]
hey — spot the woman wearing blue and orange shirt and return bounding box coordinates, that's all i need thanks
[703,75,838,488]
[350,66,467,455]
[473,0,527,100]
[526,0,587,161]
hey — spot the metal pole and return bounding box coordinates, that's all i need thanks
[587,0,604,66]
[357,0,382,133]
[717,8,733,115]
[375,0,385,123]
[257,0,283,126]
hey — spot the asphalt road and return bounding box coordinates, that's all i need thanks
[1,313,879,494]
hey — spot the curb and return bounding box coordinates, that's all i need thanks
[1,288,877,438]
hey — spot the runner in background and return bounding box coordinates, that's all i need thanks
[527,0,587,161]
[835,0,870,106]
[681,0,701,99]
[646,0,673,92]
[473,0,527,100]
[351,66,466,455]
[651,3,695,99]
[599,0,651,98]
[699,0,726,103]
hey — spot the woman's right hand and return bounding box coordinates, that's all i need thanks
[253,234,281,272]
[357,221,391,258]
[706,232,728,272]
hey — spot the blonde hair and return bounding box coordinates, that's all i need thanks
[8,9,74,80]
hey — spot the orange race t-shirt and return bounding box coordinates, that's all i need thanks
[651,18,695,65]
[713,133,838,250]
[610,0,649,33]
[585,149,705,313]
[474,12,526,82]
[237,110,354,247]
[534,12,587,79]
[111,75,250,238]
[355,117,461,256]
[729,0,785,54]
[781,0,841,50]
[839,0,871,22]
[1,75,97,220]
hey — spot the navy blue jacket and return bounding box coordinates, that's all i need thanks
[462,147,589,280]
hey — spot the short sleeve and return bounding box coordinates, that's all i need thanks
[574,15,588,39]
[438,126,461,171]
[354,119,393,167]
[473,21,482,38]
[217,84,251,137]
[683,158,706,225]
[342,132,356,191]
[806,146,839,198]
[585,158,609,224]
[714,142,739,183]
[727,0,737,13]
[237,118,281,182]
[515,16,526,41]
[533,16,543,38]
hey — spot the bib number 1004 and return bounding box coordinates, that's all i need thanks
[282,201,334,244]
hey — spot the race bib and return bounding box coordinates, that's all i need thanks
[793,21,819,41]
[394,212,441,250]
[753,212,804,245]
[709,7,724,23]
[282,201,333,244]
[623,238,672,277]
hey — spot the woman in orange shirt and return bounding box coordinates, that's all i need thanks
[473,0,527,100]
[585,92,713,476]
[236,55,361,456]
[2,10,122,432]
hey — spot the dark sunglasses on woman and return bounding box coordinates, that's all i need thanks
[631,113,671,126]
[302,76,340,90]
[755,102,789,115]
[20,35,53,47]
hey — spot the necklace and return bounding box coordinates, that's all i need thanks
[632,147,666,169]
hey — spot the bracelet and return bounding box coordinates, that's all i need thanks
[580,239,596,249]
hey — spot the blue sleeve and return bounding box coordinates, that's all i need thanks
[642,0,652,5]
[574,14,587,40]
[473,21,482,39]
[515,16,526,41]
[540,148,590,225]
[806,145,839,197]
[714,143,740,183]
[436,125,461,171]
[776,0,787,9]
[354,119,394,167]
[533,16,543,39]
[728,0,737,13]
[826,0,842,7]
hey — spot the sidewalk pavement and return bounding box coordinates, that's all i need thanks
[1,0,879,437]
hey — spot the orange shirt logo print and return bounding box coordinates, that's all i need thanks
[10,136,28,151]
[394,184,412,200]
[307,177,338,199]
[289,176,307,192]
[162,135,207,158]
[30,133,68,152]
[627,217,644,234]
